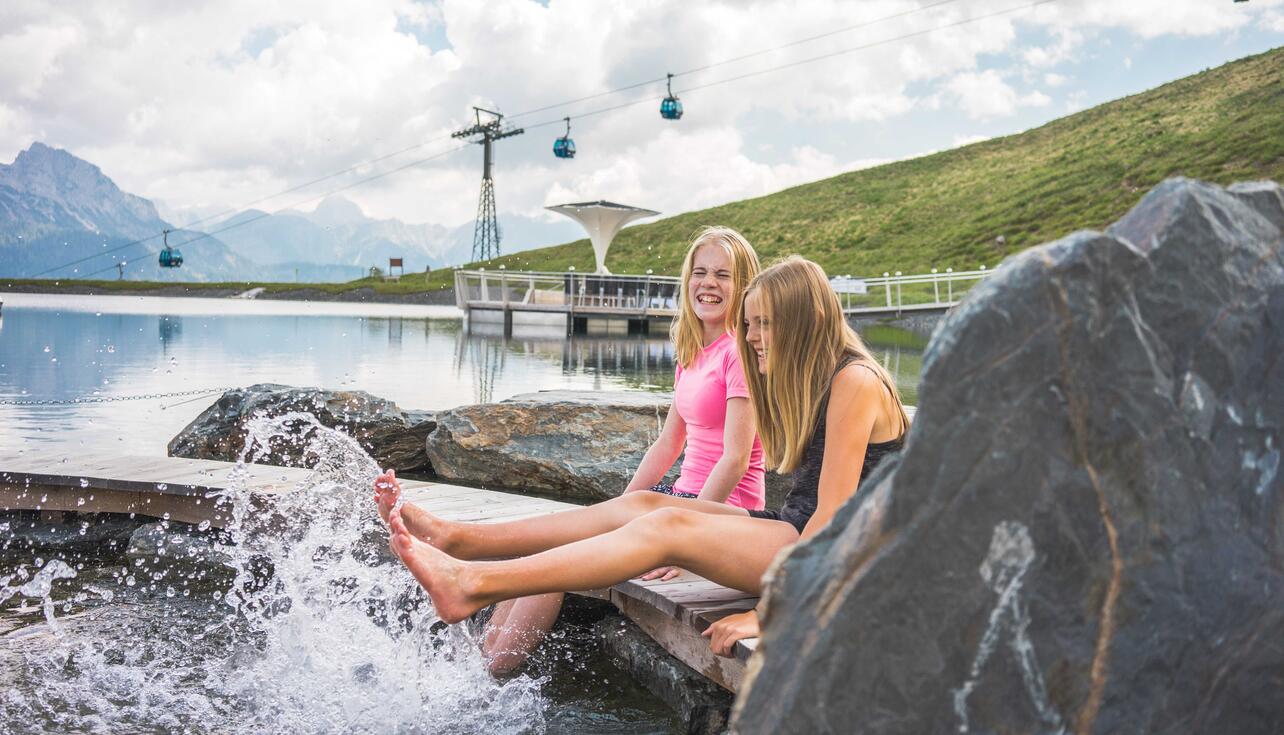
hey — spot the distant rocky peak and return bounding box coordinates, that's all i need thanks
[306,195,368,227]
[0,141,164,237]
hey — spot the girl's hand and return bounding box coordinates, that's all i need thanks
[637,566,681,582]
[702,609,759,657]
[373,468,401,524]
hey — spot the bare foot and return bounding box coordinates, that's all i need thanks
[374,470,452,548]
[373,469,401,524]
[389,508,482,624]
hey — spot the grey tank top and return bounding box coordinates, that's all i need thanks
[776,356,905,532]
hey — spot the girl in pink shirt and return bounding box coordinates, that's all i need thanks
[377,227,764,675]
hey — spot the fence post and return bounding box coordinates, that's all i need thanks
[946,267,953,302]
[894,271,902,309]
[932,268,940,304]
[480,272,490,302]
[884,272,892,308]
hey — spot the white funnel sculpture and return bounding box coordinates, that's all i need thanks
[546,201,659,274]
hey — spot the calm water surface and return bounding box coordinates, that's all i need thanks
[0,292,922,456]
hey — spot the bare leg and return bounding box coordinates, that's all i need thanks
[482,594,565,676]
[388,507,798,624]
[403,490,749,560]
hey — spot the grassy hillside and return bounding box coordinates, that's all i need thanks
[481,46,1284,279]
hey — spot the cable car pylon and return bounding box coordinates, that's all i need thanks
[452,107,524,262]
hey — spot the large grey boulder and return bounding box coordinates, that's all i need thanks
[425,390,673,502]
[427,389,794,505]
[734,179,1284,734]
[168,384,435,473]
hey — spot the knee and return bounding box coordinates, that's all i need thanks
[619,489,665,514]
[630,506,696,542]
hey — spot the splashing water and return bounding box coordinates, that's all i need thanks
[1,412,548,733]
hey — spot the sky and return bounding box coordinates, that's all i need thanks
[1,0,1281,231]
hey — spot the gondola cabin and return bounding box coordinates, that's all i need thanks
[660,73,683,120]
[158,229,183,268]
[554,117,576,159]
[553,136,576,159]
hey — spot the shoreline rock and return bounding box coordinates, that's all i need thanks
[168,384,436,473]
[425,390,675,503]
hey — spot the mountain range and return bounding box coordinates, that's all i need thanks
[0,142,579,282]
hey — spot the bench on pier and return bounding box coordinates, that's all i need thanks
[0,452,757,690]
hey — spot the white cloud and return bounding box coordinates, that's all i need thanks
[952,133,992,148]
[1265,11,1284,33]
[1043,72,1068,87]
[1030,0,1252,39]
[944,69,1048,120]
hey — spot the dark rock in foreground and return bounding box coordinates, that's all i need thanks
[425,390,674,502]
[168,384,435,473]
[735,179,1284,734]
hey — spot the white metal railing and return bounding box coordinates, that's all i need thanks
[455,266,993,316]
[454,269,682,313]
[836,267,993,313]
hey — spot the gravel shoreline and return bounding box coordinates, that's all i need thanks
[0,283,457,305]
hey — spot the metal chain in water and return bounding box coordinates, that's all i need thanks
[0,387,236,406]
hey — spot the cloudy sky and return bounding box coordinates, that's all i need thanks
[2,0,1281,232]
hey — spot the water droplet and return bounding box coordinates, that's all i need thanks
[197,520,211,532]
[157,484,168,492]
[125,575,136,587]
[166,586,176,598]
[42,345,50,353]
[106,345,115,353]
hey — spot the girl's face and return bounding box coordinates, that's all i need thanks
[743,290,770,374]
[688,244,734,328]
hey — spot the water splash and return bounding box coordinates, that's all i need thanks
[1,412,548,733]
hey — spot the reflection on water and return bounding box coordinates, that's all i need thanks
[0,293,923,456]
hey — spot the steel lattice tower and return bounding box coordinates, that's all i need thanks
[453,107,523,263]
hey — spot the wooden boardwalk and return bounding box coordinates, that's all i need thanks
[0,451,756,690]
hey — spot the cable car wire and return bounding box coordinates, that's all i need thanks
[508,0,963,120]
[522,0,1055,132]
[678,0,1057,97]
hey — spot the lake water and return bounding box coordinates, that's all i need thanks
[0,291,926,733]
[0,292,924,457]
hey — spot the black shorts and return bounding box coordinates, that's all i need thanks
[648,482,698,499]
[748,508,806,534]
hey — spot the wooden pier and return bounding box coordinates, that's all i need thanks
[0,451,756,690]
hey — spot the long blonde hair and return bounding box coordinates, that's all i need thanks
[671,226,761,368]
[737,256,908,473]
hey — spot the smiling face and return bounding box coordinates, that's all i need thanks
[743,289,770,374]
[687,243,734,333]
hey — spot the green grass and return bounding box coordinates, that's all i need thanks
[11,47,1283,296]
